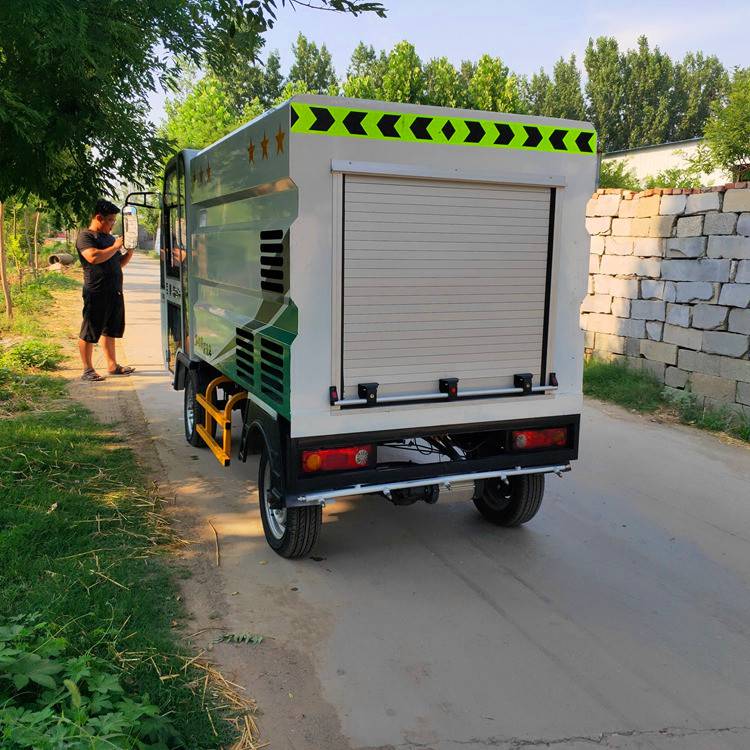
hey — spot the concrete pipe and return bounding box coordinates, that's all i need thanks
[48,253,75,266]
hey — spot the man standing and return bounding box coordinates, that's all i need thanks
[77,199,135,381]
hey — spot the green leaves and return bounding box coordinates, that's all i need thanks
[0,649,63,689]
[0,0,385,219]
[704,68,750,180]
[0,616,181,749]
[584,35,730,152]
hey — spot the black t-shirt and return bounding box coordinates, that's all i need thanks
[76,229,123,293]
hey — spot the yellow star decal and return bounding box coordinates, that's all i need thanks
[261,132,269,159]
[247,140,255,164]
[275,126,285,154]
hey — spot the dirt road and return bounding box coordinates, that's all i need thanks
[84,256,750,749]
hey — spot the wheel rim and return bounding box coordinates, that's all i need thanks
[185,379,196,434]
[263,461,287,540]
[482,479,513,510]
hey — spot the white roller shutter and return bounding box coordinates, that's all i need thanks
[342,174,552,399]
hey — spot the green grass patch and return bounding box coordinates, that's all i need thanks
[584,357,750,444]
[583,357,666,413]
[0,275,243,746]
[0,403,234,747]
[0,368,67,416]
[0,340,64,370]
[1,272,79,336]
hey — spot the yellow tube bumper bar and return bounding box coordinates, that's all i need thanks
[196,375,247,467]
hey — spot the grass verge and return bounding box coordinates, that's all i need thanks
[0,272,80,338]
[0,286,256,747]
[583,358,750,444]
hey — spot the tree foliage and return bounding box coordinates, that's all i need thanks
[162,75,264,154]
[288,33,338,94]
[0,0,385,218]
[704,68,750,180]
[523,56,585,120]
[584,36,729,152]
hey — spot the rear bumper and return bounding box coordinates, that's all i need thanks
[284,414,579,507]
[291,463,570,506]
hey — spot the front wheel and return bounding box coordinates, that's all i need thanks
[258,450,321,558]
[473,473,545,527]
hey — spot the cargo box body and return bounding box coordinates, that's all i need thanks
[181,94,596,442]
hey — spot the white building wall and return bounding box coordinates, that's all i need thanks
[603,139,731,187]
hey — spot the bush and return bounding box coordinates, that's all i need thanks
[598,159,641,191]
[0,614,181,750]
[0,340,63,370]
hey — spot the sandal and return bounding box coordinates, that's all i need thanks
[81,369,106,381]
[109,365,135,375]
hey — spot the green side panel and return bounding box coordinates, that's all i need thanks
[188,103,299,419]
[230,304,297,419]
[290,102,596,155]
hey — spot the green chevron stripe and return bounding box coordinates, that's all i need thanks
[290,103,596,155]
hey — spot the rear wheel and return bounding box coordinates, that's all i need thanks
[473,473,545,527]
[258,450,321,558]
[184,369,216,447]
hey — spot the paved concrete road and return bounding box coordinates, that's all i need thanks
[114,256,750,749]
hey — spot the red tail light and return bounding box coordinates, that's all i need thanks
[302,445,374,473]
[512,427,568,450]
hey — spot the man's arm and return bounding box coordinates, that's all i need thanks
[79,236,123,264]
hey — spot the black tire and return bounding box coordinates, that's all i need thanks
[184,369,216,447]
[258,450,321,559]
[473,473,545,527]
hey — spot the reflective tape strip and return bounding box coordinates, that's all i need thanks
[290,103,596,155]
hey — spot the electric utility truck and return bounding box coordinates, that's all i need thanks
[125,95,597,558]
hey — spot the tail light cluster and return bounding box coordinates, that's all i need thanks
[302,445,374,474]
[512,427,568,450]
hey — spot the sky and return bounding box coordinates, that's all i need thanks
[146,0,749,123]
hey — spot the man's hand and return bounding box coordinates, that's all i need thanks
[113,236,124,251]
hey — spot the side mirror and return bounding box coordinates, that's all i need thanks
[123,206,139,251]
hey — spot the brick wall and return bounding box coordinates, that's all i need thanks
[582,184,750,415]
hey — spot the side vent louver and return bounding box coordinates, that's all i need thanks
[260,229,286,294]
[260,337,285,405]
[235,328,255,387]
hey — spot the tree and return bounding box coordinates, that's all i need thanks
[342,43,388,100]
[347,42,377,79]
[456,60,477,108]
[550,56,586,120]
[263,51,285,104]
[671,52,729,141]
[162,76,263,154]
[584,37,626,151]
[620,37,674,148]
[0,0,385,222]
[522,69,553,116]
[0,201,9,318]
[423,57,460,107]
[523,56,585,120]
[704,68,750,180]
[467,54,523,113]
[288,33,338,94]
[381,41,424,103]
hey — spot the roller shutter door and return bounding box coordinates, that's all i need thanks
[342,174,552,399]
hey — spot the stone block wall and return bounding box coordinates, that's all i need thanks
[582,184,750,415]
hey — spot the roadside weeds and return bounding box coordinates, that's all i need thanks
[583,357,750,444]
[0,276,261,749]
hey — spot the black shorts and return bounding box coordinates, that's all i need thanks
[79,289,125,343]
